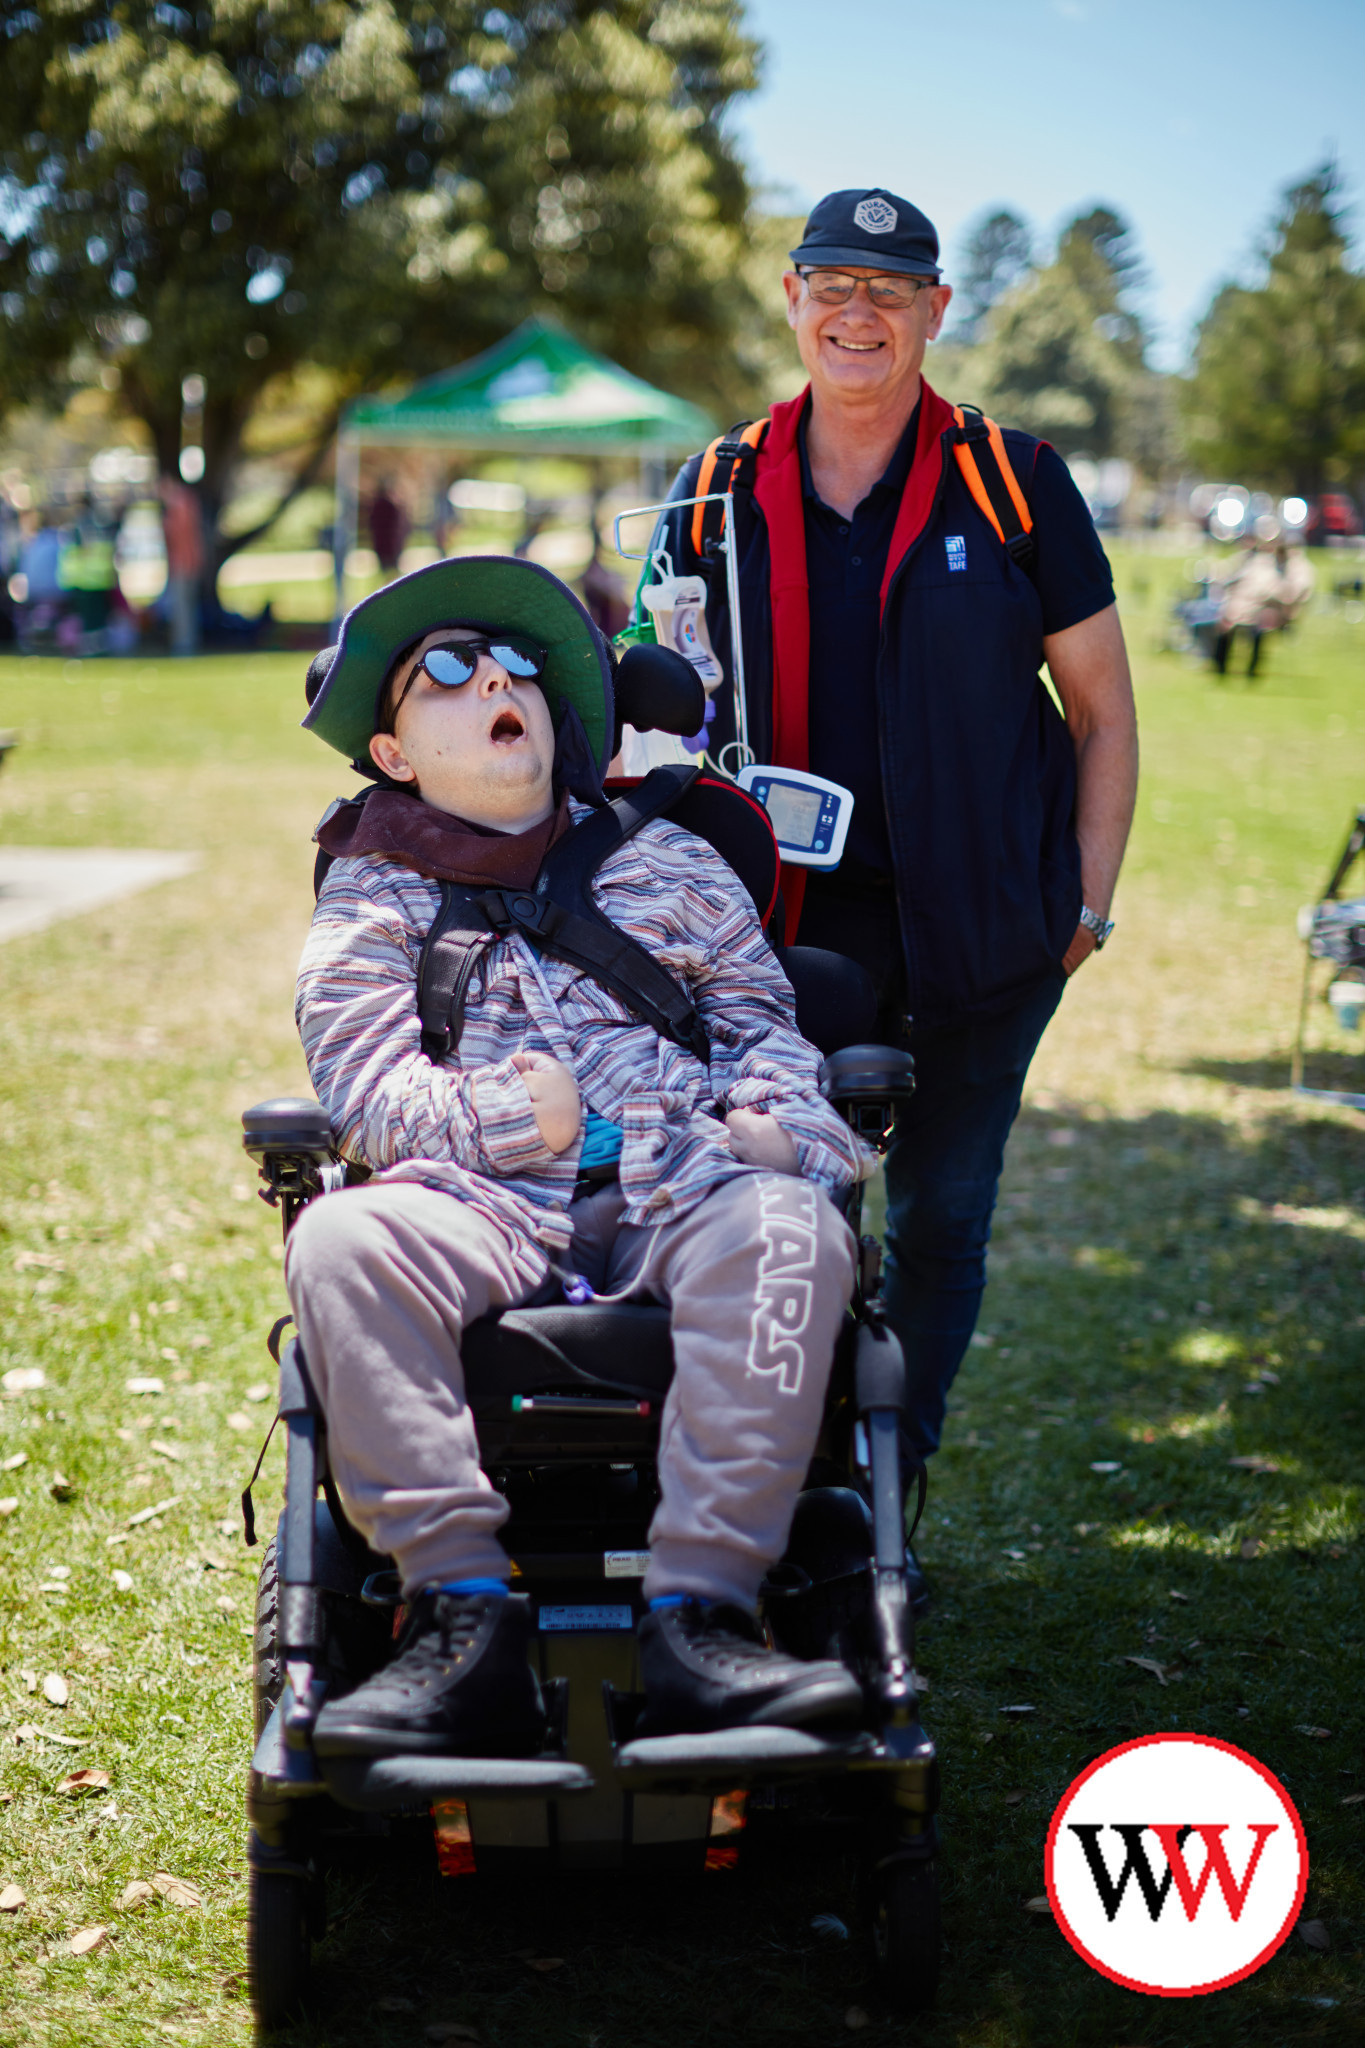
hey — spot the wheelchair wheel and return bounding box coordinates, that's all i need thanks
[249,1867,312,2030]
[869,1855,940,2013]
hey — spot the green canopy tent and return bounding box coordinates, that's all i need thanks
[331,317,714,618]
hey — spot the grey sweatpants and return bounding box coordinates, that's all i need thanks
[284,1172,856,1611]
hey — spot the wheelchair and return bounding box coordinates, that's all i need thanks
[238,792,939,2032]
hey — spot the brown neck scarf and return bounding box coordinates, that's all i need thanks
[316,785,573,889]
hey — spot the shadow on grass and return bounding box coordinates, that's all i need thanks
[1182,1046,1365,1096]
[260,1098,1364,2048]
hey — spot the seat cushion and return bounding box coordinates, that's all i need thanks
[462,1301,675,1403]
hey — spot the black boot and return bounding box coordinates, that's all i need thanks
[636,1597,863,1737]
[313,1590,546,1759]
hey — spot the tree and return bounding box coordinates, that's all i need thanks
[951,206,1031,343]
[968,203,1148,458]
[0,2,761,560]
[1183,163,1365,496]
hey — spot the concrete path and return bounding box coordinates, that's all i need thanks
[0,847,201,945]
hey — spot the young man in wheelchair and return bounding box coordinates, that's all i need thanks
[289,555,874,1766]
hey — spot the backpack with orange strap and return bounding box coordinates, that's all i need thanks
[685,402,1037,575]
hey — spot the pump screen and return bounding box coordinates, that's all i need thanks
[763,782,823,849]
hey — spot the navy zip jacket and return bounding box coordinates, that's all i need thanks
[654,378,1106,1030]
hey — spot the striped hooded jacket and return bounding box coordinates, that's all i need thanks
[295,802,872,1262]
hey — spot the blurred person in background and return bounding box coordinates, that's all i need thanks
[159,475,205,657]
[367,477,408,576]
[19,505,65,604]
[657,189,1139,1604]
[1213,540,1315,677]
[58,496,119,647]
[15,505,67,646]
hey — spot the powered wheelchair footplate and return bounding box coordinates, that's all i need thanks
[239,1045,940,2029]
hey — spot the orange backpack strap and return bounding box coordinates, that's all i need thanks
[689,417,770,559]
[950,404,1036,574]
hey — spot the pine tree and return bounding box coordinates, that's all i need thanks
[952,207,1032,344]
[1184,163,1365,496]
[969,204,1147,458]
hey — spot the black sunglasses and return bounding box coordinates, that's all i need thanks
[389,634,547,724]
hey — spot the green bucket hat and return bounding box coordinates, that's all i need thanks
[302,554,615,776]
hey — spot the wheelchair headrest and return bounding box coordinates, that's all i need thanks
[611,642,705,749]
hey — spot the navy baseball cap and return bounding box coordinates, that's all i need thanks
[789,188,941,279]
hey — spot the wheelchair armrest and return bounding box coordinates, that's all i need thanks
[818,1044,915,1151]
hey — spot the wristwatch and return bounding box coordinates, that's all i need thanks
[1078,905,1115,950]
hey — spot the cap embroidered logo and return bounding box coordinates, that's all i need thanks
[853,196,898,235]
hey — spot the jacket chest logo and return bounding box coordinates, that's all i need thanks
[945,535,968,572]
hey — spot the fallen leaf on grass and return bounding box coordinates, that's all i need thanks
[20,1670,37,1694]
[225,1412,252,1432]
[57,1770,110,1795]
[1004,1548,1027,1561]
[125,1378,164,1396]
[1122,1656,1169,1687]
[13,1723,83,1748]
[0,1886,25,1912]
[426,2028,480,2046]
[151,1871,202,1909]
[1295,1726,1332,1740]
[1341,1792,1365,1806]
[127,1496,180,1527]
[117,1881,155,1912]
[244,1383,272,1403]
[1298,1918,1330,1952]
[112,1570,133,1594]
[1024,1896,1053,1914]
[1229,1455,1280,1473]
[844,2010,870,2032]
[2,1369,45,1394]
[68,1925,108,1956]
[1239,1538,1262,1560]
[1000,1703,1035,1717]
[1168,1589,1190,1603]
[0,1500,17,1518]
[148,1441,182,1464]
[1,1453,27,1473]
[1004,1790,1025,1805]
[42,1674,68,1708]
[49,1473,75,1502]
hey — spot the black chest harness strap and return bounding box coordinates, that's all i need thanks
[416,762,711,1067]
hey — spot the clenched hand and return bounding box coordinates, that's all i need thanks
[510,1050,581,1155]
[725,1106,800,1176]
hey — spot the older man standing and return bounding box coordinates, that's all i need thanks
[658,188,1139,1600]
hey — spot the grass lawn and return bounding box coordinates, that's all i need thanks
[0,548,1362,2046]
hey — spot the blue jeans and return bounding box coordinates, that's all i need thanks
[882,974,1065,1457]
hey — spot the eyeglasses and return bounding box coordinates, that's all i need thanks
[389,634,547,724]
[799,268,936,309]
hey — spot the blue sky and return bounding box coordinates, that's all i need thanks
[731,0,1365,369]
